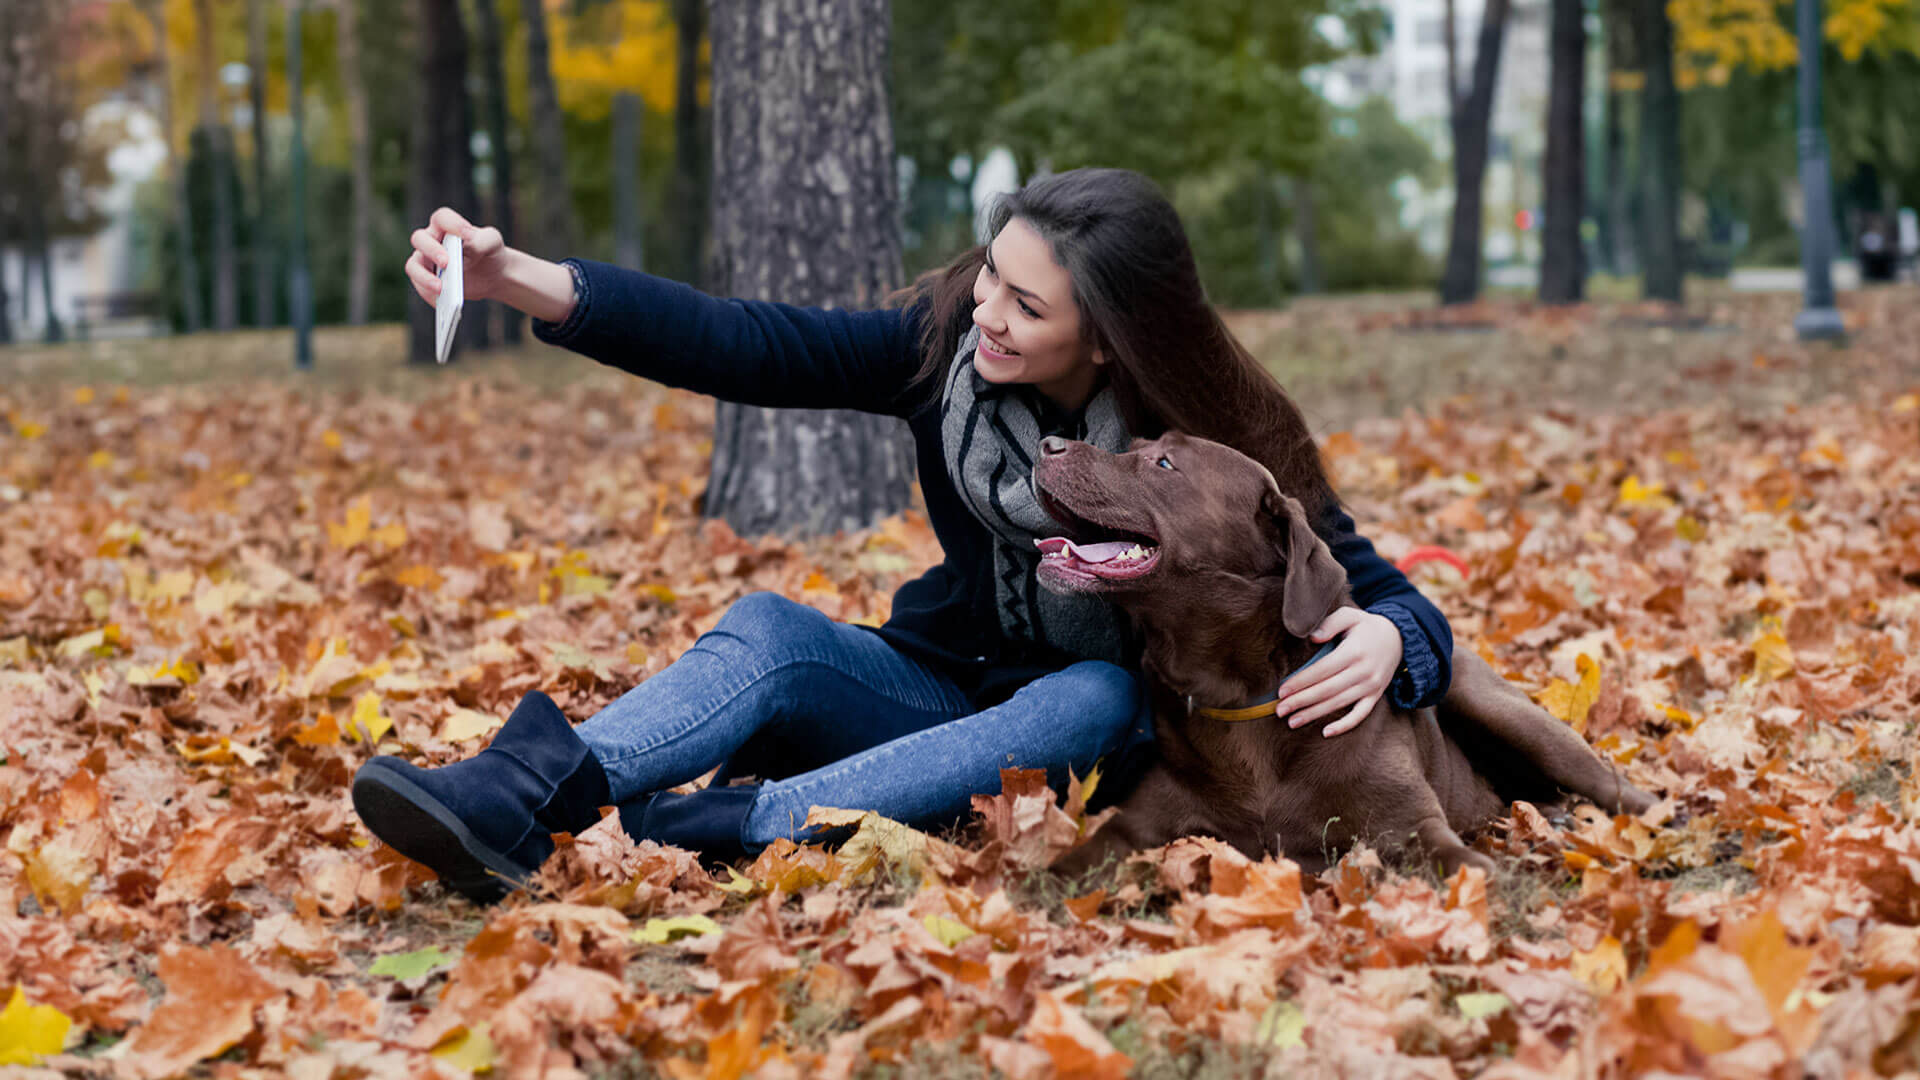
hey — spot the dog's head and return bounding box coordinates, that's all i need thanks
[1031,431,1347,638]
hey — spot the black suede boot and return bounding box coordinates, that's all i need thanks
[351,690,611,903]
[616,784,761,867]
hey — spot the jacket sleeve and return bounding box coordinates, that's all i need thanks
[1315,503,1454,709]
[530,258,931,418]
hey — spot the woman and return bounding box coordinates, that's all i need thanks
[351,168,1453,904]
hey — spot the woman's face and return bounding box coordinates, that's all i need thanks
[971,216,1107,411]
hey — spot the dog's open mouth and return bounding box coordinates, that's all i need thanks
[1033,491,1161,586]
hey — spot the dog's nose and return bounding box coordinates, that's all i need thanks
[1040,436,1070,457]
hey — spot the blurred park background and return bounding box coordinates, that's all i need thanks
[2,0,1917,356]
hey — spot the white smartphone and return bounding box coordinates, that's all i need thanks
[434,234,464,364]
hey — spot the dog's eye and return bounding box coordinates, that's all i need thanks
[1155,455,1175,471]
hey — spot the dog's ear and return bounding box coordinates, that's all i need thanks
[1261,484,1348,639]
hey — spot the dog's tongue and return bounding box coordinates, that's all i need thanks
[1034,537,1134,563]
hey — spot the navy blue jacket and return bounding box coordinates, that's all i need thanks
[532,258,1452,712]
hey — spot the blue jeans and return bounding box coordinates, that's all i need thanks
[574,591,1150,849]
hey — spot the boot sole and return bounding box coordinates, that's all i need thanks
[351,759,533,904]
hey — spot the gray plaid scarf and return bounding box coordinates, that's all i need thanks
[939,324,1134,664]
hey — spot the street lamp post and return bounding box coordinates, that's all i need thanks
[1793,0,1845,341]
[287,0,314,369]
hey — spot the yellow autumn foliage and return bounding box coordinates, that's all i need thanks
[548,0,700,120]
[1670,0,1919,87]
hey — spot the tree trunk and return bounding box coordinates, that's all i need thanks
[0,0,13,345]
[26,169,61,343]
[613,90,645,270]
[1291,177,1321,295]
[470,0,519,343]
[1635,0,1682,302]
[142,0,205,333]
[337,0,375,326]
[194,0,238,330]
[1602,86,1632,274]
[671,0,708,286]
[1539,0,1586,303]
[247,0,273,326]
[519,0,576,257]
[407,0,480,363]
[705,0,914,540]
[1439,0,1511,305]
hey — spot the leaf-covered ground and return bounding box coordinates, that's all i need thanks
[3,287,1919,1079]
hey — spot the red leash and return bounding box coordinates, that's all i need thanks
[1395,545,1470,578]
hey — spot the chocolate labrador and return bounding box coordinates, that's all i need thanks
[1034,432,1655,877]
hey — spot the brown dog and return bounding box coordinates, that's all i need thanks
[1034,431,1655,877]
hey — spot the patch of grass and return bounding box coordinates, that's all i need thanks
[851,1039,993,1080]
[1107,1014,1275,1080]
[626,942,706,998]
[1487,854,1571,942]
[1010,848,1160,924]
[778,949,862,1052]
[587,1051,667,1080]
[1842,758,1911,808]
[1667,860,1758,896]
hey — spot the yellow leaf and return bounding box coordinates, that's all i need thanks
[640,584,677,605]
[1254,1000,1306,1049]
[127,657,201,686]
[0,637,29,666]
[1617,475,1673,510]
[1752,617,1795,682]
[801,571,835,594]
[1658,703,1699,731]
[346,692,394,744]
[716,866,757,895]
[923,915,975,947]
[0,985,72,1066]
[372,522,408,551]
[322,429,343,450]
[1455,992,1510,1020]
[625,642,650,666]
[328,497,372,549]
[393,564,443,589]
[13,418,47,440]
[24,834,94,915]
[292,712,343,746]
[1572,935,1628,992]
[87,449,114,470]
[1534,654,1600,734]
[56,628,112,660]
[227,471,252,489]
[72,386,95,405]
[431,1022,497,1074]
[1674,515,1706,542]
[632,915,722,944]
[441,708,502,744]
[1893,393,1919,413]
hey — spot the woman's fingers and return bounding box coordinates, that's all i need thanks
[405,251,441,302]
[1320,692,1382,738]
[429,206,474,248]
[411,226,450,270]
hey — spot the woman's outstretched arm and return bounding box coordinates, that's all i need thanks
[407,208,929,418]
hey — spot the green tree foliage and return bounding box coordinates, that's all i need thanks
[890,0,1421,301]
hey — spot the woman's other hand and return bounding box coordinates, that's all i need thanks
[1271,607,1403,737]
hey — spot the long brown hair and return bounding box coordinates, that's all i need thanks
[887,167,1343,525]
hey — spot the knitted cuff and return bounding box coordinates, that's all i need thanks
[530,258,592,345]
[1371,600,1441,710]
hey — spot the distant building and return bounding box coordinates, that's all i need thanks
[2,95,167,342]
[1312,0,1552,263]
